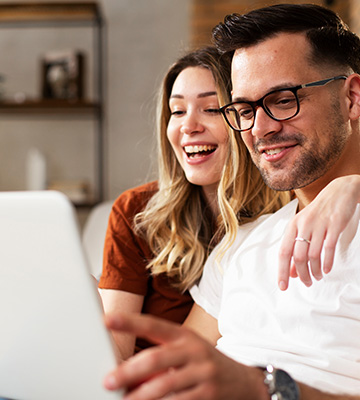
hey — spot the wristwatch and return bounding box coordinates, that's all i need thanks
[258,364,300,400]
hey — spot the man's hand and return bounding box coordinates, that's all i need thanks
[103,313,266,400]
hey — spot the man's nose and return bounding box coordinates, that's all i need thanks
[250,106,282,139]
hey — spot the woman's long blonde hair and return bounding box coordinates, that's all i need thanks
[134,46,290,292]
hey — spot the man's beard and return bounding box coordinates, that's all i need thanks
[253,102,348,191]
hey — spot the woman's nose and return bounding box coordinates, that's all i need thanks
[180,112,204,135]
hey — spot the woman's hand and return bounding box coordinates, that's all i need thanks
[278,175,360,290]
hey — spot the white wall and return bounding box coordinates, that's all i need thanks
[0,0,190,201]
[100,0,191,199]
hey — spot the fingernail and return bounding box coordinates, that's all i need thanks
[279,281,287,291]
[104,374,117,390]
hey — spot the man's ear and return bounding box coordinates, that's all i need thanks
[346,73,360,120]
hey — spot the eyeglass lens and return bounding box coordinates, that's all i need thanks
[224,90,298,131]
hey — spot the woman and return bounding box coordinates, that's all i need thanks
[98,46,290,360]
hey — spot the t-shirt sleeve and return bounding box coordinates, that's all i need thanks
[98,183,157,295]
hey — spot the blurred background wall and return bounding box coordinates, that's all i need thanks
[0,0,358,215]
[0,0,191,207]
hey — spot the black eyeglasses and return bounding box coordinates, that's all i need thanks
[220,75,347,132]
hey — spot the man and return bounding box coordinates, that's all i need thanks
[103,4,360,399]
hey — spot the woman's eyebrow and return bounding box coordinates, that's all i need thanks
[198,91,217,98]
[169,94,184,99]
[170,91,217,100]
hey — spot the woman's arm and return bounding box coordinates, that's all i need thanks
[183,303,220,345]
[100,289,144,361]
[278,174,360,290]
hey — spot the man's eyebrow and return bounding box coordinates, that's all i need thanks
[232,82,296,102]
[231,95,248,103]
[170,91,217,100]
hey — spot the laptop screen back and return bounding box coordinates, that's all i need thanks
[0,191,122,400]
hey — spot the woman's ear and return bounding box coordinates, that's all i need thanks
[346,73,360,120]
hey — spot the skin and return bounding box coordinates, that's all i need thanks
[231,33,360,289]
[167,66,229,215]
[278,174,360,289]
[231,34,358,200]
[103,32,360,400]
[101,66,229,361]
[104,312,360,400]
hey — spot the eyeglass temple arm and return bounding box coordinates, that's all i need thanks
[302,75,347,89]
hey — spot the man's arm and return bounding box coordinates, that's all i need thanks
[299,385,360,400]
[103,313,360,400]
[103,312,268,400]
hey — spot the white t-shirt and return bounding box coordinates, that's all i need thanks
[191,200,360,395]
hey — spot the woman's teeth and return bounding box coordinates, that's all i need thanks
[184,145,217,157]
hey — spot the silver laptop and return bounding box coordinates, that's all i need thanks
[0,191,122,400]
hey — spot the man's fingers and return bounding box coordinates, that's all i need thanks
[104,341,186,392]
[103,313,196,392]
[105,313,183,344]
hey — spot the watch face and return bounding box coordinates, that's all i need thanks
[274,369,300,400]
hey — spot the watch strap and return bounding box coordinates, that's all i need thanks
[258,364,300,400]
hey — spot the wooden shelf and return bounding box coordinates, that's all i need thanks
[0,2,100,24]
[0,1,105,203]
[0,99,101,114]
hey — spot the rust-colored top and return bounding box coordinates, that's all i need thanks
[99,181,193,351]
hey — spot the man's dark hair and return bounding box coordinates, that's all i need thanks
[212,3,360,74]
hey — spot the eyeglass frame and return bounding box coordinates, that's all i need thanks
[219,75,347,133]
